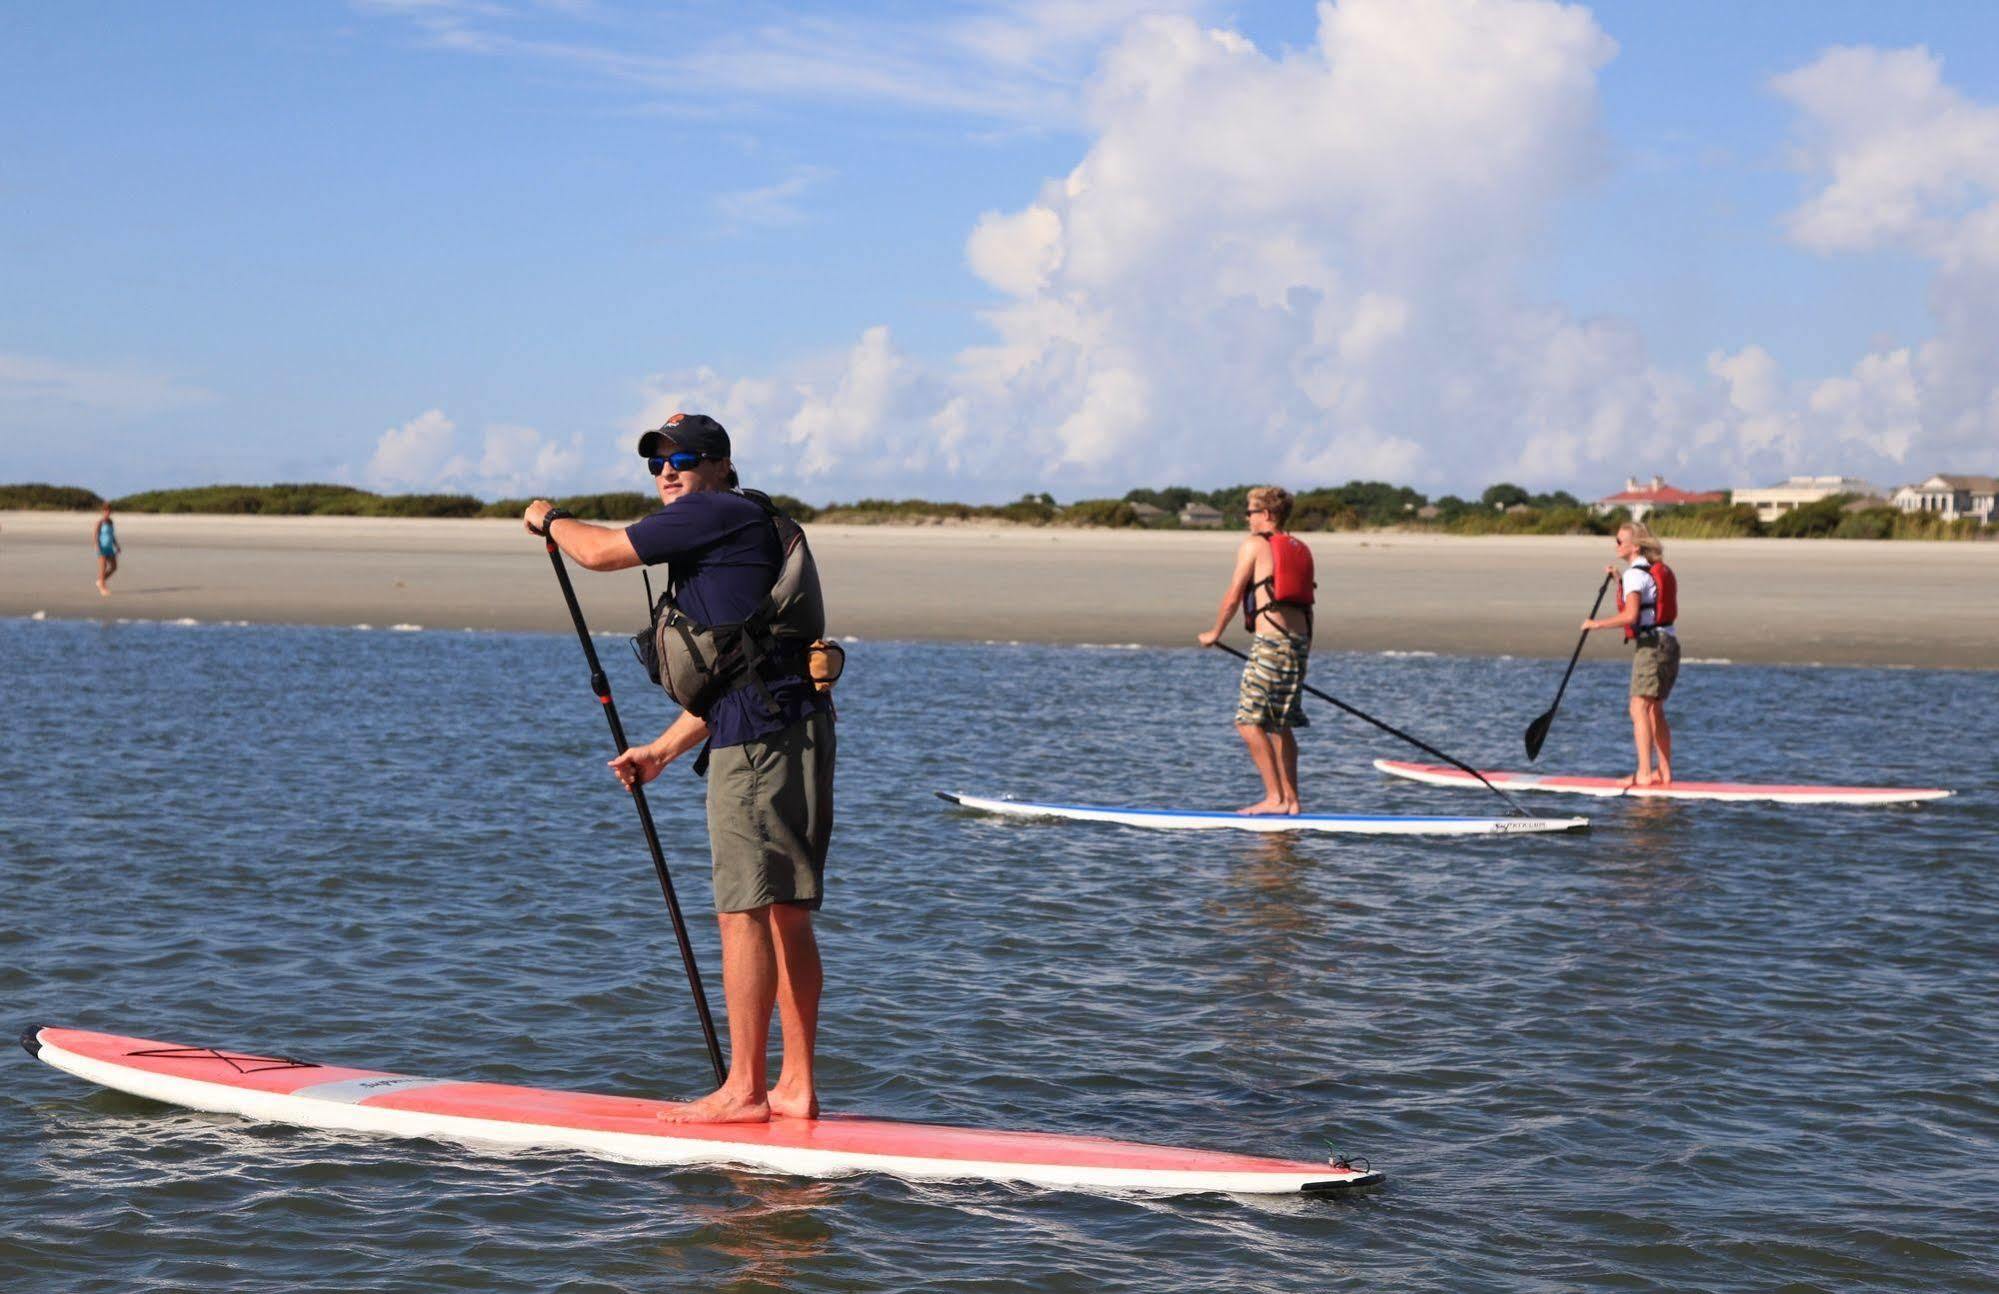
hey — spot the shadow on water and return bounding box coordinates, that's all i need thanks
[670,1173,840,1289]
[1210,833,1322,941]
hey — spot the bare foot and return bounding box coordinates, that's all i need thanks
[96,582,108,597]
[657,1088,770,1125]
[768,1077,819,1120]
[1281,800,1301,816]
[1238,798,1285,815]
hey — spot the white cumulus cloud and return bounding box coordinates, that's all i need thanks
[1761,44,1999,475]
[365,409,459,489]
[361,409,588,497]
[624,7,1999,503]
[637,0,1647,499]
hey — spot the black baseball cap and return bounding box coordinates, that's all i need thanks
[637,412,731,460]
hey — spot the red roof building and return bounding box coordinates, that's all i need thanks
[1594,475,1725,520]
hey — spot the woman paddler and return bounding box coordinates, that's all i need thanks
[1582,519,1679,788]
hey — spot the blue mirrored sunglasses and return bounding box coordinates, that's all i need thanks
[647,450,706,475]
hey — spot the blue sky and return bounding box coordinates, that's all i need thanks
[4,1,1997,503]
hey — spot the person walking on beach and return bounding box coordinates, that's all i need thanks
[1197,486,1316,814]
[523,413,834,1125]
[1582,520,1678,788]
[93,503,120,596]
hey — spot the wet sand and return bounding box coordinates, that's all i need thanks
[1,511,1991,668]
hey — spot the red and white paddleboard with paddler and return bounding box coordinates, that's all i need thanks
[1374,759,1953,806]
[22,1026,1380,1197]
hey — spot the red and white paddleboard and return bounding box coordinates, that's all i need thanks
[22,1026,1379,1197]
[1374,759,1953,806]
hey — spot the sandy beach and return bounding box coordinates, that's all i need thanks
[1,510,1991,668]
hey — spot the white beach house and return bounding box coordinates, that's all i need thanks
[1889,474,1999,524]
[1731,475,1888,523]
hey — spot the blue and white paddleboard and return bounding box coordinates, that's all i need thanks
[937,792,1587,836]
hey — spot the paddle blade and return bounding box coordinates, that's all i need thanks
[1524,710,1554,762]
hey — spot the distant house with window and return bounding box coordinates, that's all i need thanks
[1178,502,1224,529]
[1889,474,1998,524]
[1592,475,1725,521]
[1731,475,1887,523]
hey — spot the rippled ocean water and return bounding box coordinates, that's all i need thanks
[3,617,1994,1292]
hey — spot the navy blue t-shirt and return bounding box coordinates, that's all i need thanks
[625,491,823,749]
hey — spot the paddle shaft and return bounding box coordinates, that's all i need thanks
[542,532,727,1087]
[1526,571,1615,761]
[1214,641,1530,816]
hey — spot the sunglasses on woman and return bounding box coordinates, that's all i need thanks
[648,450,706,475]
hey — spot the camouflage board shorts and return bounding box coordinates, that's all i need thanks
[1234,631,1311,731]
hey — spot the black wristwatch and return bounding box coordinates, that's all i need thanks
[539,507,576,537]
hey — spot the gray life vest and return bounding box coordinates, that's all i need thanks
[631,490,836,718]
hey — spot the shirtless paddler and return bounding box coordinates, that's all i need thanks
[1197,486,1316,815]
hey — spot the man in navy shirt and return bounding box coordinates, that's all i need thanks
[525,413,834,1124]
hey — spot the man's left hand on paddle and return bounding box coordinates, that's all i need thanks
[608,743,672,791]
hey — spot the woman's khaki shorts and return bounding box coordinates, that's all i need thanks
[1630,633,1681,701]
[704,708,835,913]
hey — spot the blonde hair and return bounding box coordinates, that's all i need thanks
[1620,519,1664,561]
[1247,485,1293,527]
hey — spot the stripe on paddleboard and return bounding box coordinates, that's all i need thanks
[22,1026,1381,1198]
[939,791,1587,835]
[1373,759,1953,805]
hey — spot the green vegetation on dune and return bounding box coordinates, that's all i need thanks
[5,477,1989,540]
[765,494,819,522]
[1061,499,1140,527]
[108,483,487,516]
[1443,505,1612,536]
[1766,495,1854,539]
[105,484,658,521]
[812,495,1063,525]
[1875,510,1987,541]
[479,492,657,521]
[0,483,105,510]
[1645,502,1763,539]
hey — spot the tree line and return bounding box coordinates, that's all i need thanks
[1,480,1988,540]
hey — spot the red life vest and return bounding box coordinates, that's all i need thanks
[1615,559,1676,641]
[1242,532,1316,632]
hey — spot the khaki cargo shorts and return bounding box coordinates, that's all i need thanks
[1234,631,1311,731]
[704,708,835,913]
[1630,632,1681,701]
